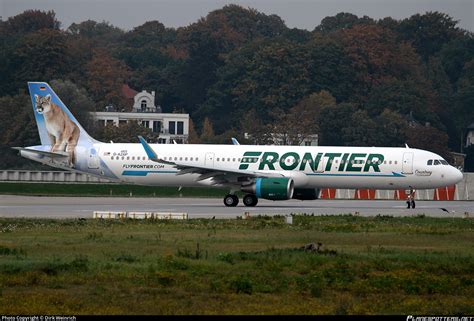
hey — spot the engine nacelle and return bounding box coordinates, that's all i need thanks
[241,178,294,200]
[292,188,320,200]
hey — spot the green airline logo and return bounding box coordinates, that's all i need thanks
[239,151,385,172]
[239,152,262,170]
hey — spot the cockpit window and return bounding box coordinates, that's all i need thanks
[434,160,440,165]
[440,160,449,165]
[427,160,433,165]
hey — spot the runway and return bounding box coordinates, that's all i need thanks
[0,195,472,218]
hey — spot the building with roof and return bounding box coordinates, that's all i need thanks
[466,122,474,147]
[90,87,189,144]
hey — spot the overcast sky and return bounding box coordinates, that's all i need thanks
[1,0,473,32]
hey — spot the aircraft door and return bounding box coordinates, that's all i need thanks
[88,147,100,169]
[205,152,215,167]
[402,152,414,174]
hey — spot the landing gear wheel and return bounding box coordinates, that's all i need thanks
[406,201,411,209]
[224,194,239,207]
[411,200,416,209]
[243,194,258,207]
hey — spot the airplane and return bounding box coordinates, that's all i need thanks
[14,82,463,208]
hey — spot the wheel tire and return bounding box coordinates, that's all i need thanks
[406,201,411,209]
[411,201,416,209]
[224,194,238,207]
[243,194,258,207]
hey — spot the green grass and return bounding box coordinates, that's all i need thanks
[0,182,226,197]
[0,215,473,314]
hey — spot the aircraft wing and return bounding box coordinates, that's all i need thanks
[138,136,283,185]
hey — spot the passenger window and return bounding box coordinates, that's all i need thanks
[427,160,432,165]
[434,160,440,165]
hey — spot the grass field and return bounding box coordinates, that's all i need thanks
[0,182,226,197]
[0,215,473,315]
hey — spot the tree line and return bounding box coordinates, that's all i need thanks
[0,6,473,169]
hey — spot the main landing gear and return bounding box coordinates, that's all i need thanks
[406,200,416,209]
[223,194,258,207]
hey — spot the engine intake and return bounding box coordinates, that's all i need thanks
[241,178,294,200]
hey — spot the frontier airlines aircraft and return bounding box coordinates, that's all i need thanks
[15,82,463,208]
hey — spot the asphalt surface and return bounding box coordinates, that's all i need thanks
[0,195,472,219]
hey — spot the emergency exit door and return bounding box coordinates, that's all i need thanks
[88,147,100,169]
[205,152,215,167]
[402,152,414,174]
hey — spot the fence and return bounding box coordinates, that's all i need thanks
[0,170,473,200]
[0,170,112,183]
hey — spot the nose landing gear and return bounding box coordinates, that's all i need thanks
[406,186,416,209]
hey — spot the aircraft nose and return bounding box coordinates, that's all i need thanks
[451,167,463,184]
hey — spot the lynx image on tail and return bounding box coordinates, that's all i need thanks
[34,94,80,166]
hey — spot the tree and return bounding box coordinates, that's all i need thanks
[270,91,336,145]
[318,103,357,146]
[49,79,96,133]
[200,117,215,143]
[85,49,131,110]
[202,39,313,132]
[187,118,201,143]
[454,60,474,130]
[0,92,42,169]
[239,109,273,145]
[438,36,474,85]
[12,29,68,92]
[375,109,409,147]
[97,121,157,143]
[365,78,441,126]
[398,12,463,61]
[403,125,451,161]
[3,10,60,34]
[335,24,423,102]
[315,12,374,33]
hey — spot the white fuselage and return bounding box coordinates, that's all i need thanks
[57,143,462,191]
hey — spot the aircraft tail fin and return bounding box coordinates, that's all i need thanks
[27,82,97,147]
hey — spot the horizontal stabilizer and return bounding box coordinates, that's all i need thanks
[12,147,68,158]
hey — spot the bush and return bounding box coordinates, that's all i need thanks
[229,275,253,294]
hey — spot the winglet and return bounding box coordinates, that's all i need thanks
[138,136,158,161]
[138,136,175,165]
[231,137,240,145]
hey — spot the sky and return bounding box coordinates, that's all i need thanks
[1,0,473,32]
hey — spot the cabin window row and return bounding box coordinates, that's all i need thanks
[110,155,199,162]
